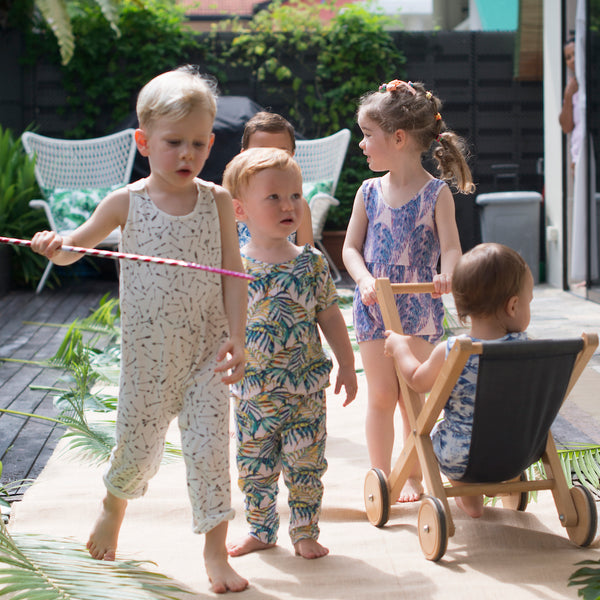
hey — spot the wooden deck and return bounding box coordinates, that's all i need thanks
[0,274,119,501]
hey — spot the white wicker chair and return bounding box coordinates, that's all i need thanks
[22,129,137,293]
[294,128,351,282]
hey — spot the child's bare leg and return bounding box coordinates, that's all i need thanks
[454,495,484,518]
[451,482,484,518]
[397,395,424,502]
[361,340,398,474]
[294,537,329,559]
[227,534,275,557]
[87,491,127,560]
[205,521,249,593]
[396,336,433,502]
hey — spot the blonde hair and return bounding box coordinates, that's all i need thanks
[223,147,301,199]
[241,112,296,153]
[358,80,475,194]
[452,243,529,323]
[136,65,218,129]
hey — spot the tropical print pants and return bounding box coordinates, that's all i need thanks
[234,389,327,544]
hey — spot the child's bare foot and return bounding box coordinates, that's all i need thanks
[397,477,423,503]
[294,538,329,559]
[86,492,127,560]
[205,522,249,593]
[455,494,484,518]
[227,535,275,557]
[205,556,249,594]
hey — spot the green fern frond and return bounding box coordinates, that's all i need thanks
[0,521,192,600]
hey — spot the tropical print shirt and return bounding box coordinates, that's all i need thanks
[233,245,337,399]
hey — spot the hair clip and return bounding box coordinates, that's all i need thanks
[426,91,433,100]
[435,113,442,121]
[379,79,416,95]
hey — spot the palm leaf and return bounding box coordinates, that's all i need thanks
[554,444,600,491]
[569,560,600,600]
[34,0,75,65]
[80,294,120,334]
[58,417,182,466]
[0,520,193,600]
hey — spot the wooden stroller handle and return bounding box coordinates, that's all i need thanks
[388,282,436,294]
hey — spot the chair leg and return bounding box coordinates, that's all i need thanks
[35,260,53,294]
[316,240,342,283]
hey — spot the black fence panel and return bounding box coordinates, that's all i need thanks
[0,30,543,253]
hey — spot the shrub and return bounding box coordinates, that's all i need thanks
[0,126,47,288]
[215,1,406,228]
[24,0,217,138]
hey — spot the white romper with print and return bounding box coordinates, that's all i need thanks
[104,178,234,533]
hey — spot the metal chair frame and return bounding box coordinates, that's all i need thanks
[294,129,351,282]
[22,130,137,293]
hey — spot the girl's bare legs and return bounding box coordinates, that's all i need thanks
[205,521,249,593]
[360,339,423,502]
[87,491,127,560]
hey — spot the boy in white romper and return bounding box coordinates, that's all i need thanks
[31,66,249,594]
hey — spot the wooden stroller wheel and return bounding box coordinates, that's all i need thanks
[364,468,390,527]
[418,496,448,561]
[565,485,598,547]
[501,472,529,511]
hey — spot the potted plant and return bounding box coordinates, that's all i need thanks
[0,125,48,292]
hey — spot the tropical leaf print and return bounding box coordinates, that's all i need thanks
[235,248,336,399]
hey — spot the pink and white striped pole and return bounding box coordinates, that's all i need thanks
[0,236,254,281]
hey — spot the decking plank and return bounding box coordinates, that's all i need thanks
[0,278,118,499]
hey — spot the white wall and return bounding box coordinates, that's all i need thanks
[543,0,565,287]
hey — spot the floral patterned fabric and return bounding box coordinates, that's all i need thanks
[353,177,446,342]
[432,331,529,479]
[44,185,122,233]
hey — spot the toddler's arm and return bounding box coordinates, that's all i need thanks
[317,304,357,406]
[214,184,247,384]
[383,331,444,393]
[433,185,462,298]
[342,187,377,305]
[295,198,314,246]
[31,187,129,265]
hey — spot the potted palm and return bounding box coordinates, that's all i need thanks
[0,125,47,292]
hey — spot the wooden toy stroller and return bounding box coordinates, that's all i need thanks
[364,278,599,561]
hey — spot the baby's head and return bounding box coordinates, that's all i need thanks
[223,147,300,200]
[223,148,303,236]
[241,112,296,155]
[136,65,217,131]
[452,243,532,324]
[358,80,443,153]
